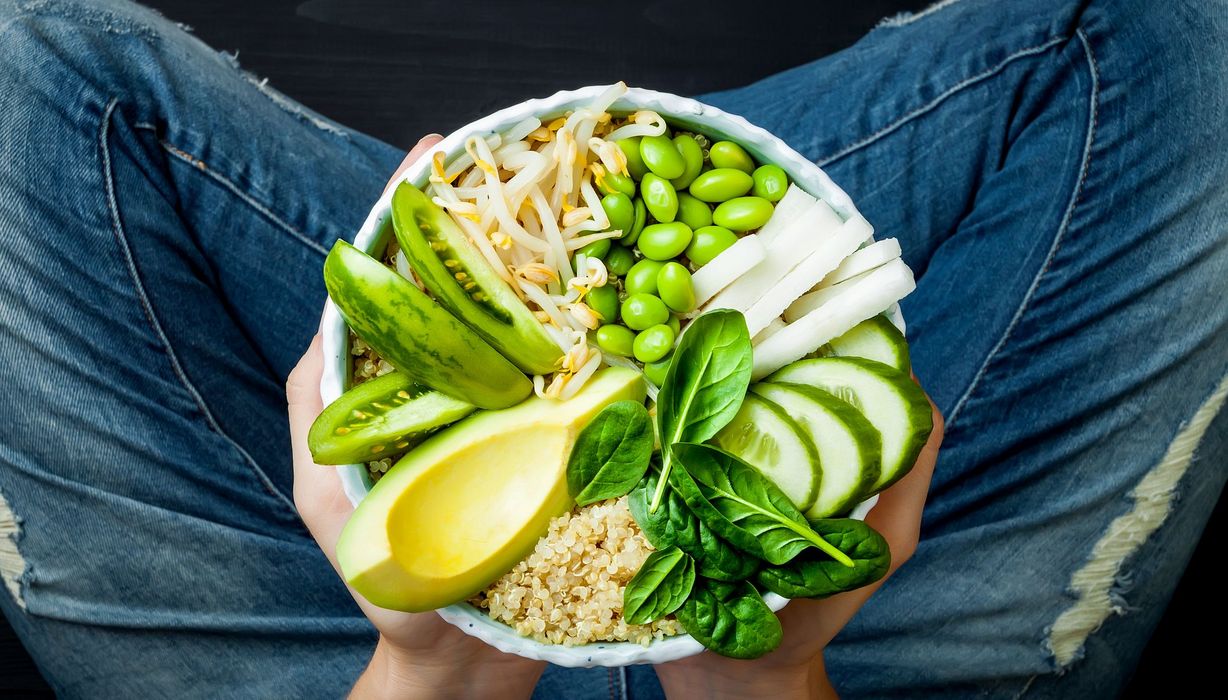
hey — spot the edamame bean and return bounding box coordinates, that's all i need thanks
[713,196,774,231]
[671,134,704,189]
[751,164,789,202]
[621,197,648,246]
[667,314,680,335]
[605,245,635,276]
[586,284,619,323]
[643,354,672,386]
[598,169,637,198]
[656,262,696,312]
[595,324,636,357]
[601,192,635,235]
[637,222,693,261]
[688,168,754,203]
[639,134,686,179]
[677,193,713,230]
[685,225,738,266]
[617,138,649,180]
[633,324,676,363]
[625,259,665,295]
[577,238,611,259]
[640,173,678,223]
[621,293,670,331]
[709,140,755,173]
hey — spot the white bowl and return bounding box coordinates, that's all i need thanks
[320,84,897,667]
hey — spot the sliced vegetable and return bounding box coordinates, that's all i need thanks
[819,315,911,373]
[623,546,696,624]
[566,401,654,506]
[713,394,820,512]
[756,519,890,599]
[815,238,902,289]
[754,184,816,247]
[691,234,767,307]
[751,317,787,346]
[675,578,783,659]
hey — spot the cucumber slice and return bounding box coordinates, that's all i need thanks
[769,357,932,494]
[713,394,820,511]
[817,316,911,373]
[751,383,881,518]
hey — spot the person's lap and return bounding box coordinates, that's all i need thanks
[0,0,1224,698]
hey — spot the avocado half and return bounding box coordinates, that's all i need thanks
[391,183,564,375]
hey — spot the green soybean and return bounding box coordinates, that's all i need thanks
[685,225,738,266]
[634,324,676,363]
[640,174,678,223]
[637,222,693,261]
[601,192,635,235]
[639,134,686,179]
[586,284,620,323]
[688,168,754,203]
[644,354,672,386]
[709,140,755,173]
[598,169,637,198]
[656,262,696,312]
[751,165,789,202]
[618,138,649,180]
[671,135,704,189]
[713,196,775,231]
[595,324,636,357]
[621,198,648,246]
[625,259,665,295]
[677,193,713,230]
[605,245,636,276]
[577,238,611,259]
[621,293,670,331]
[667,314,680,335]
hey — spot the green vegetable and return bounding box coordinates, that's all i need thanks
[670,134,705,189]
[670,443,854,566]
[577,238,611,259]
[623,546,696,624]
[598,169,637,198]
[601,192,636,235]
[595,324,636,357]
[625,259,665,295]
[566,401,654,505]
[637,222,693,261]
[634,324,676,363]
[643,356,672,386]
[675,578,782,659]
[586,284,619,323]
[621,293,670,331]
[605,245,636,276]
[656,262,696,312]
[324,241,531,409]
[685,225,738,266]
[650,309,753,512]
[688,168,754,203]
[622,197,648,246]
[618,137,649,180]
[708,140,756,174]
[641,173,679,223]
[713,196,774,232]
[640,134,686,179]
[676,193,714,230]
[756,519,890,598]
[667,314,681,335]
[751,165,789,202]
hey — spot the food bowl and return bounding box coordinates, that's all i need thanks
[320,84,896,667]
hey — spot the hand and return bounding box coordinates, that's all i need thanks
[654,385,945,700]
[286,135,546,700]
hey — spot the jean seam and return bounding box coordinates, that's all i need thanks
[100,98,300,518]
[815,34,1069,168]
[946,28,1101,428]
[131,123,330,258]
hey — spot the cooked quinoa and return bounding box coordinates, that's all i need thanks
[470,497,681,647]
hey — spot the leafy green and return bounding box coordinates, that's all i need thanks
[674,578,782,659]
[756,519,891,598]
[623,546,696,625]
[670,443,854,567]
[650,310,753,512]
[566,401,654,505]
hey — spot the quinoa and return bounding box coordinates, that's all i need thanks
[471,496,681,647]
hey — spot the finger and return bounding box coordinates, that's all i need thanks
[383,133,444,194]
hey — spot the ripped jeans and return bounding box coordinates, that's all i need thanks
[0,0,1225,698]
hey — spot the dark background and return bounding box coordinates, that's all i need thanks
[1,1,1218,697]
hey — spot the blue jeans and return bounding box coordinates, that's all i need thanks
[0,0,1224,697]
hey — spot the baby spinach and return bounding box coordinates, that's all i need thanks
[756,519,891,599]
[650,310,753,512]
[670,443,855,567]
[674,578,783,659]
[623,546,696,625]
[567,400,654,505]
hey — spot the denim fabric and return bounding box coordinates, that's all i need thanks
[0,0,1224,698]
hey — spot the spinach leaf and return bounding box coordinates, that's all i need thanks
[650,310,753,512]
[623,546,696,625]
[694,520,760,582]
[675,578,782,659]
[756,519,891,599]
[567,401,654,505]
[670,443,854,567]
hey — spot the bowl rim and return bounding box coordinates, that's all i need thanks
[319,83,899,667]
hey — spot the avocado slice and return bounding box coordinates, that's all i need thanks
[324,240,531,409]
[337,367,646,612]
[391,183,564,375]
